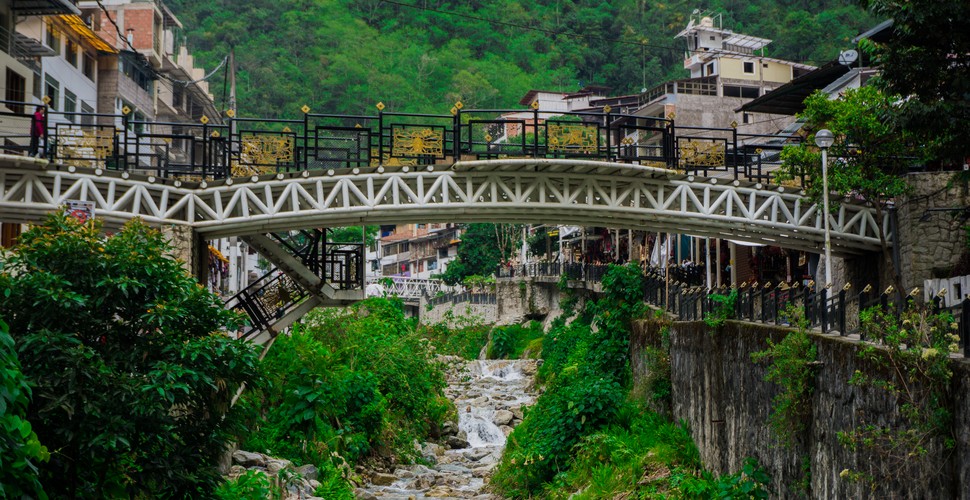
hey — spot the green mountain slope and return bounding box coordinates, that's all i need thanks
[166,0,877,118]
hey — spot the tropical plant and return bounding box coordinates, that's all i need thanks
[0,213,260,498]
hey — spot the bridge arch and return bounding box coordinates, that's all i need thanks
[0,157,886,256]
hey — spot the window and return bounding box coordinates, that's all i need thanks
[80,102,94,125]
[65,40,78,67]
[705,62,715,76]
[44,74,59,110]
[743,112,750,124]
[5,69,25,113]
[172,85,183,110]
[83,53,95,80]
[46,24,60,55]
[743,61,755,74]
[63,90,77,123]
[723,86,760,99]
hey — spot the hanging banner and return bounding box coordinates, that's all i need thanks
[64,200,95,222]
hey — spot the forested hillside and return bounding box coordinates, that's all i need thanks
[167,0,877,118]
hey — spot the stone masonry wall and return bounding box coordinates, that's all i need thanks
[632,320,970,498]
[418,300,497,327]
[898,172,970,290]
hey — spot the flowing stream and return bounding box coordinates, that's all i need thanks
[356,358,538,499]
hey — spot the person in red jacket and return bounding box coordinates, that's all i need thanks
[28,106,46,158]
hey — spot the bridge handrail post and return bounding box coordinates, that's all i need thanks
[453,106,461,163]
[960,298,969,355]
[820,288,829,333]
[303,110,310,171]
[604,108,613,161]
[732,125,740,181]
[838,289,846,335]
[378,107,384,165]
[532,105,539,158]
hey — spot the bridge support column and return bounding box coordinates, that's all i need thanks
[163,225,208,284]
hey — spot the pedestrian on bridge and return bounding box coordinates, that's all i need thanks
[28,106,46,158]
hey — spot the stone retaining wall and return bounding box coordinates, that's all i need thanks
[632,320,970,498]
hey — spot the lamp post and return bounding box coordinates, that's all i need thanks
[814,129,835,289]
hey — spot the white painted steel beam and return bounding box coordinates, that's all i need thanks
[0,159,888,256]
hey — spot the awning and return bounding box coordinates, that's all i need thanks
[736,61,851,115]
[14,32,55,57]
[57,15,118,53]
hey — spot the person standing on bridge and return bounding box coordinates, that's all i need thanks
[28,106,47,158]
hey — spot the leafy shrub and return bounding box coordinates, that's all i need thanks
[241,297,451,472]
[215,470,277,500]
[0,318,48,500]
[750,306,817,447]
[487,321,543,359]
[704,289,738,328]
[0,214,260,498]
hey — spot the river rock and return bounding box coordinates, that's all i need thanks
[441,420,459,436]
[232,450,265,467]
[511,406,524,420]
[499,425,514,436]
[266,458,292,473]
[296,464,318,481]
[447,435,470,449]
[354,489,378,500]
[492,410,514,426]
[370,472,397,486]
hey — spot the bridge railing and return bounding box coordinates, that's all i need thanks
[224,270,308,340]
[426,291,497,308]
[0,99,822,182]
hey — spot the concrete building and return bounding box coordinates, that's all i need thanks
[379,223,461,280]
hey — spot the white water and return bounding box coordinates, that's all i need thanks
[356,358,538,499]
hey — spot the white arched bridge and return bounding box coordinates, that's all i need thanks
[0,103,890,340]
[0,158,885,254]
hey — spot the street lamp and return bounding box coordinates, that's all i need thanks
[814,129,835,289]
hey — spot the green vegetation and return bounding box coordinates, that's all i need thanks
[640,316,673,417]
[417,312,491,360]
[704,289,738,329]
[0,319,49,500]
[0,214,260,498]
[837,303,958,489]
[750,306,818,448]
[237,298,451,492]
[167,0,876,118]
[860,0,970,163]
[441,223,518,286]
[488,321,544,359]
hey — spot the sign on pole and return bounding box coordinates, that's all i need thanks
[64,200,95,222]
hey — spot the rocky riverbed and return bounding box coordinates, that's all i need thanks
[356,357,539,499]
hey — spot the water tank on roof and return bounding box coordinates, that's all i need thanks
[700,17,714,27]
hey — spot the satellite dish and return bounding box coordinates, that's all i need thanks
[640,87,648,93]
[838,49,858,67]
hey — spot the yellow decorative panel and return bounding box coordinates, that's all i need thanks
[678,140,725,168]
[547,122,598,154]
[238,134,294,174]
[391,126,444,158]
[56,128,115,168]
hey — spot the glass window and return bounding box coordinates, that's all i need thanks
[66,40,78,67]
[743,61,755,74]
[83,53,96,80]
[80,101,94,125]
[44,74,59,110]
[46,24,60,55]
[64,90,77,123]
[5,69,25,113]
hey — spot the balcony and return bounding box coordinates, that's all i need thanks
[12,0,81,16]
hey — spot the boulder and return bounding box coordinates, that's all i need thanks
[232,450,265,467]
[511,407,524,420]
[441,420,459,436]
[354,489,378,500]
[266,458,292,474]
[296,464,318,481]
[370,472,397,486]
[492,410,514,426]
[446,435,469,449]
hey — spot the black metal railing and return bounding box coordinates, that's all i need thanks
[495,261,969,356]
[0,99,817,182]
[426,291,497,308]
[224,270,308,340]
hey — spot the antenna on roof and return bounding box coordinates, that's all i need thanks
[838,49,859,67]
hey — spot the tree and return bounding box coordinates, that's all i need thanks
[859,0,970,163]
[440,223,521,285]
[777,86,922,291]
[0,214,261,498]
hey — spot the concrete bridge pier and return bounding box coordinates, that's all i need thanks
[163,224,209,284]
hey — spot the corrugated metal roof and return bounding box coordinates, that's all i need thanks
[57,14,117,53]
